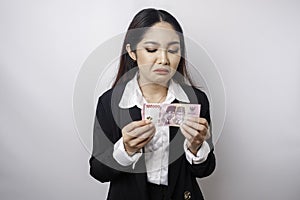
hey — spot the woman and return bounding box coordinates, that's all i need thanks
[89,8,215,200]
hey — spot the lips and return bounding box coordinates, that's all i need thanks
[153,68,169,74]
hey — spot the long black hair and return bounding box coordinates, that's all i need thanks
[112,8,193,88]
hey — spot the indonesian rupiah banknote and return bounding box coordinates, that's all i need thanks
[142,103,201,127]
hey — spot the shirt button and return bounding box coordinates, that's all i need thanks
[184,191,191,200]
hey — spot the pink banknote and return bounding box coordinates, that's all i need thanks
[142,103,201,127]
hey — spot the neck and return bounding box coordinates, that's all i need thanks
[138,80,168,103]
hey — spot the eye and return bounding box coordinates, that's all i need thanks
[168,48,179,54]
[146,48,157,53]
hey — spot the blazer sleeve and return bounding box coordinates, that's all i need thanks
[186,87,216,178]
[89,92,134,183]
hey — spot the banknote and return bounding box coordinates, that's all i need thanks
[142,103,201,127]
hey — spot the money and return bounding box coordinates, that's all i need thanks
[142,103,201,127]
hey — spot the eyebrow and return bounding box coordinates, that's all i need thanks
[143,41,180,45]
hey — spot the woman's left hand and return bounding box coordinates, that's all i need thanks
[180,117,210,155]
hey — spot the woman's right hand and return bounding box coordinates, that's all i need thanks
[122,120,156,155]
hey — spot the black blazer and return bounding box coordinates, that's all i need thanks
[89,83,216,200]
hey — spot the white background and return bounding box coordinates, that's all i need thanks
[1,0,300,199]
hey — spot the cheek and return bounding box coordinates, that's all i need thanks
[136,52,155,66]
[170,55,181,69]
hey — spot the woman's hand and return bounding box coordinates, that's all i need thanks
[180,117,210,155]
[122,120,156,155]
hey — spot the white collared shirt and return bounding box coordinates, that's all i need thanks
[113,73,210,186]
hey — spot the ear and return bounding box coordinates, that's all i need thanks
[126,44,137,61]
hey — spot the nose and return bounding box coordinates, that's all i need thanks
[158,49,170,65]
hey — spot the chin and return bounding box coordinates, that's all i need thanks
[152,76,172,85]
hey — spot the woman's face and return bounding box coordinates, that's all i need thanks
[128,22,181,85]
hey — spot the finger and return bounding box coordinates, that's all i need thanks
[127,122,155,138]
[124,119,151,132]
[181,126,205,149]
[180,125,193,141]
[136,126,156,141]
[181,123,199,137]
[205,127,211,140]
[186,117,208,129]
[183,120,206,133]
[135,132,155,148]
[130,129,155,148]
[182,122,208,142]
[128,124,155,143]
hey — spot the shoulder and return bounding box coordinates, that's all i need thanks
[97,88,113,104]
[180,84,210,105]
[95,84,127,124]
[97,83,127,106]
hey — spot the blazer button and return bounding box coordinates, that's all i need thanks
[184,191,191,200]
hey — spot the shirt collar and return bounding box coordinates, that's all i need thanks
[119,73,190,109]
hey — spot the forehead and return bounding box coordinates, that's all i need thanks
[140,22,180,44]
